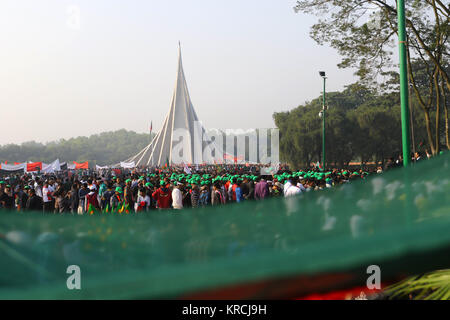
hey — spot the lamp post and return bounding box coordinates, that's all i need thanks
[319,71,327,170]
[397,0,411,167]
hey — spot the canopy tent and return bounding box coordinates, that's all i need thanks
[0,160,86,173]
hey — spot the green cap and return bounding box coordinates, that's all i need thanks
[115,187,123,193]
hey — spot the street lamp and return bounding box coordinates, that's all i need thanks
[319,71,327,170]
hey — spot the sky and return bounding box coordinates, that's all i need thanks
[0,0,358,145]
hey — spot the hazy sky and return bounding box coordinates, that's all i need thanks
[0,0,358,145]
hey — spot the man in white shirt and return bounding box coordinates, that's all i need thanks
[34,178,43,198]
[135,188,151,212]
[284,177,302,197]
[171,183,183,209]
[42,181,55,212]
[283,180,292,197]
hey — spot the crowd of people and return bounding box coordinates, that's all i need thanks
[0,164,373,213]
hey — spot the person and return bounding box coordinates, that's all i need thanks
[235,181,243,203]
[85,185,100,213]
[101,183,115,211]
[42,181,55,212]
[211,183,224,205]
[16,185,29,211]
[171,183,183,209]
[270,183,282,197]
[110,187,124,211]
[26,188,43,211]
[414,151,423,162]
[124,179,135,211]
[152,181,172,209]
[69,184,79,213]
[395,155,403,168]
[54,189,70,213]
[78,183,89,214]
[135,188,151,212]
[199,184,210,206]
[190,182,200,208]
[241,178,250,199]
[284,177,301,197]
[34,178,43,198]
[254,177,269,200]
[0,185,15,209]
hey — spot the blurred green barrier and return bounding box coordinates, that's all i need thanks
[0,154,449,299]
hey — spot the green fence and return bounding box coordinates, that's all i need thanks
[0,154,449,299]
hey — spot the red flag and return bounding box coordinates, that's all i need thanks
[27,162,42,172]
[74,161,89,169]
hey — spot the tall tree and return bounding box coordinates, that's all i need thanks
[294,0,449,154]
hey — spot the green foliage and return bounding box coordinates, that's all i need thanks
[273,83,431,168]
[0,129,154,166]
[384,269,450,300]
[294,0,449,153]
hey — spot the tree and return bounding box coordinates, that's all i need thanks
[294,0,449,154]
[0,130,155,165]
[273,82,437,168]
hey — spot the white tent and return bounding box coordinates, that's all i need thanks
[41,159,61,173]
[122,44,215,167]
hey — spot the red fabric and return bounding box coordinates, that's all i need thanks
[232,184,237,201]
[74,161,89,169]
[297,285,383,300]
[152,187,172,209]
[137,201,146,212]
[224,181,230,191]
[85,192,100,210]
[27,162,42,171]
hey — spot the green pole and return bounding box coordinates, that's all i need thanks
[397,0,411,167]
[322,76,326,170]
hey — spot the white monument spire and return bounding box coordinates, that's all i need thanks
[123,44,212,167]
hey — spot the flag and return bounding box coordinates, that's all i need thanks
[150,121,153,132]
[164,157,169,168]
[118,203,130,214]
[74,161,89,169]
[87,204,98,215]
[26,162,42,172]
[183,163,191,174]
[103,204,110,213]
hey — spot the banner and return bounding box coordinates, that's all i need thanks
[96,165,109,170]
[0,163,26,172]
[26,162,42,172]
[74,161,89,169]
[120,161,135,169]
